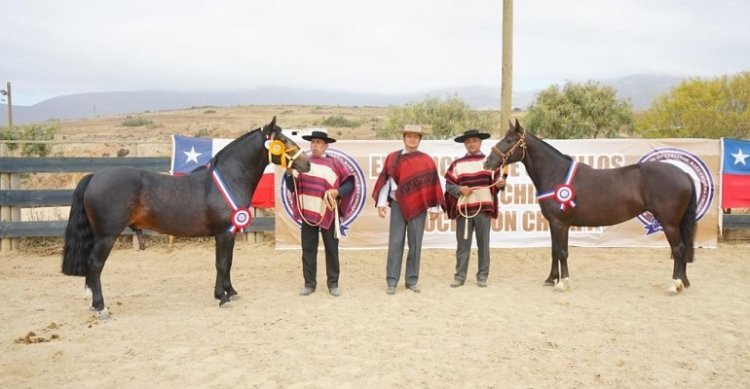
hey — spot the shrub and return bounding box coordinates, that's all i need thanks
[121,115,154,127]
[0,125,57,157]
[320,115,360,128]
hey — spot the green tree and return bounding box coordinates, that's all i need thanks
[525,81,634,138]
[637,72,750,138]
[379,96,499,139]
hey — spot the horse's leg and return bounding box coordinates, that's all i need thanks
[662,223,686,295]
[544,254,559,286]
[213,233,237,306]
[224,240,238,298]
[550,222,571,291]
[85,236,117,316]
[681,260,690,288]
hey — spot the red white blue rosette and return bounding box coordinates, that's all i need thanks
[537,161,579,211]
[212,169,255,234]
[231,208,252,231]
[552,184,576,210]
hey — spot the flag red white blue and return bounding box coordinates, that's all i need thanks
[170,135,275,208]
[721,137,750,208]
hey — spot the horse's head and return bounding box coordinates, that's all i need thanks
[262,117,311,173]
[484,118,527,170]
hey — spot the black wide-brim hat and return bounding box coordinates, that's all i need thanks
[302,130,336,143]
[454,129,491,143]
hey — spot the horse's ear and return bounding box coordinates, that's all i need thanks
[514,118,524,134]
[263,116,278,138]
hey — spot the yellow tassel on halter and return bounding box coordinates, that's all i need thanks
[268,140,287,166]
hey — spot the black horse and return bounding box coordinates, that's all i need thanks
[62,117,310,316]
[484,120,697,294]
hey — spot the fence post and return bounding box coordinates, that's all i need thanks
[0,142,10,251]
[10,172,20,250]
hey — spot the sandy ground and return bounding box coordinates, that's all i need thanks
[1,240,749,388]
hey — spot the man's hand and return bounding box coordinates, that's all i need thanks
[429,212,440,221]
[495,178,506,189]
[378,207,387,218]
[459,186,473,196]
[326,189,340,198]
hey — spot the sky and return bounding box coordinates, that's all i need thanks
[1,0,749,106]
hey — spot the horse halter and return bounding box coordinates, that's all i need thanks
[267,136,303,168]
[491,132,527,168]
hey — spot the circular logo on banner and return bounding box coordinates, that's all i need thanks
[636,148,714,234]
[280,149,367,236]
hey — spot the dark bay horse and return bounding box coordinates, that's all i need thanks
[484,120,697,294]
[62,117,311,316]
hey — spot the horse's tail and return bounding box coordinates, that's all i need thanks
[679,177,697,263]
[62,174,95,276]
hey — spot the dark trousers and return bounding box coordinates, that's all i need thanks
[301,222,340,289]
[454,212,491,282]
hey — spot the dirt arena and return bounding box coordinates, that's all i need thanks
[1,240,749,388]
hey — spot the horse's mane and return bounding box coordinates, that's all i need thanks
[527,131,573,162]
[209,127,262,167]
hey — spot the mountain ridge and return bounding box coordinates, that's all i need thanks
[0,74,683,125]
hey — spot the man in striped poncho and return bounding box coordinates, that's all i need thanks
[285,131,354,297]
[444,129,506,288]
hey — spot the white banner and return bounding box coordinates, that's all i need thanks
[275,139,719,249]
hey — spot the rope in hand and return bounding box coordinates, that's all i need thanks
[291,174,341,239]
[456,167,509,239]
[457,183,494,240]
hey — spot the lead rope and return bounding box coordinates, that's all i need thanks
[457,182,494,240]
[456,166,509,239]
[291,174,341,239]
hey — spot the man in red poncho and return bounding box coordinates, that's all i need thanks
[372,124,445,295]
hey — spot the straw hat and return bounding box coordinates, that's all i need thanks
[399,124,428,136]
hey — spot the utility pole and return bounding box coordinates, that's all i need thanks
[500,0,513,133]
[4,82,11,128]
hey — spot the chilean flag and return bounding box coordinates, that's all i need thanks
[170,135,275,208]
[721,138,750,208]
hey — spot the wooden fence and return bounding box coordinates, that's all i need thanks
[0,155,274,251]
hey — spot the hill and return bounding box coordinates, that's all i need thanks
[0,74,683,125]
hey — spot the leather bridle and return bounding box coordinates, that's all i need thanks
[491,132,527,168]
[267,134,304,168]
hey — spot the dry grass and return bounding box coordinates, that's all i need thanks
[50,104,393,150]
[17,105,395,190]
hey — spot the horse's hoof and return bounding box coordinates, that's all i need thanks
[554,278,571,292]
[219,294,232,307]
[544,279,557,287]
[94,307,110,320]
[665,279,684,295]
